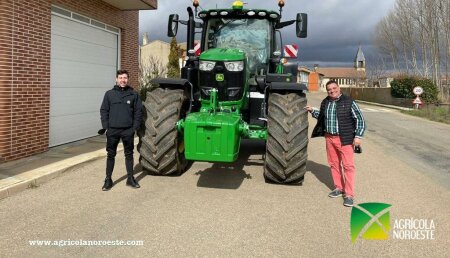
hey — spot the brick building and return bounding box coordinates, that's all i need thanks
[316,46,367,91]
[297,66,323,92]
[0,0,157,162]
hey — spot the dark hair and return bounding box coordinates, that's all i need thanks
[116,69,129,78]
[325,80,339,89]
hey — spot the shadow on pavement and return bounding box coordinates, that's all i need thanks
[195,163,252,189]
[114,163,145,184]
[307,160,334,190]
[194,139,265,189]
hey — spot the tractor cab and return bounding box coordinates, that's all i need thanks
[202,13,273,75]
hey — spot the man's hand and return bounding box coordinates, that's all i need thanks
[353,137,362,147]
[98,129,106,135]
[304,106,314,113]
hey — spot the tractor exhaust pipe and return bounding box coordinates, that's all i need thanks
[186,7,195,57]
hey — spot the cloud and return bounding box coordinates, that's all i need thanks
[139,0,396,67]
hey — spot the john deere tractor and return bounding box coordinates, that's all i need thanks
[139,0,309,184]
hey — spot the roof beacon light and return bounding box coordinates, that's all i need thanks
[278,0,285,17]
[192,0,200,17]
[232,1,244,10]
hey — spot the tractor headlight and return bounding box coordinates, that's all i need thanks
[224,61,244,72]
[199,61,216,71]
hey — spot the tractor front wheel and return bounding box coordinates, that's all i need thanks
[138,88,188,176]
[264,92,308,184]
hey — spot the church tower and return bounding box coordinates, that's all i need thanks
[354,46,365,71]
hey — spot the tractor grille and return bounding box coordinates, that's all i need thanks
[199,61,245,101]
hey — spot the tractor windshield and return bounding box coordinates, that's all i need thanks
[205,18,271,73]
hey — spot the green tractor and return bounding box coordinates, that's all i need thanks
[139,0,309,184]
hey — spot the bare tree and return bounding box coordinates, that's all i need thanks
[374,0,449,101]
[396,0,421,74]
[415,0,431,78]
[366,52,390,85]
[437,0,450,100]
[139,55,167,99]
[374,14,400,71]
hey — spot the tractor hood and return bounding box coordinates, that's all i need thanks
[200,48,245,62]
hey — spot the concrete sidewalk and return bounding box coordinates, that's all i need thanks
[0,135,131,200]
[0,98,409,201]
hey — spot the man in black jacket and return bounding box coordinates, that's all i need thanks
[100,69,142,191]
[305,80,366,207]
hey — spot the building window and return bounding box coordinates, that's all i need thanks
[51,5,119,35]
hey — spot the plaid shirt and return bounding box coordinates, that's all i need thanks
[311,96,365,138]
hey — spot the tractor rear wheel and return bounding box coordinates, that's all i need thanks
[264,92,308,184]
[138,87,188,176]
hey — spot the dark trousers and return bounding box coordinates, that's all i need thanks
[105,128,135,178]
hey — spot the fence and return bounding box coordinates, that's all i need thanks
[341,87,412,108]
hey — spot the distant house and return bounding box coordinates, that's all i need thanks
[378,77,394,88]
[297,66,323,92]
[139,34,191,76]
[316,46,367,91]
[298,66,311,87]
[140,34,171,73]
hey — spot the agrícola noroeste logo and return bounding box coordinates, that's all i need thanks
[351,202,391,243]
[350,202,435,243]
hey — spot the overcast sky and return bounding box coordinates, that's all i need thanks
[139,0,396,68]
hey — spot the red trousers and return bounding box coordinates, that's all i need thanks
[325,134,355,197]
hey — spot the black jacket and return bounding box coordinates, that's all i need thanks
[100,85,142,130]
[311,94,356,145]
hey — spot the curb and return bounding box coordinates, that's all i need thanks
[0,149,108,201]
[0,138,138,201]
[355,100,413,111]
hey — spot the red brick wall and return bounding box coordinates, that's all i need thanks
[0,0,139,161]
[0,0,14,162]
[0,0,51,161]
[120,11,139,88]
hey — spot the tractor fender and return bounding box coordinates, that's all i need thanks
[151,78,194,112]
[268,82,308,93]
[151,78,191,90]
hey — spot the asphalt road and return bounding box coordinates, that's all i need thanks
[356,101,450,189]
[0,92,449,257]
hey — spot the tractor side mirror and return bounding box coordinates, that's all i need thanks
[296,13,307,38]
[168,14,179,37]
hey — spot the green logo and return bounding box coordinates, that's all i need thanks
[351,202,391,243]
[216,74,224,82]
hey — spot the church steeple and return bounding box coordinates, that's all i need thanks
[354,45,365,71]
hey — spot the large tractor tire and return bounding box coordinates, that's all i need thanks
[264,92,308,184]
[138,88,189,176]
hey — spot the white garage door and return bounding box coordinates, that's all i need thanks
[50,9,119,147]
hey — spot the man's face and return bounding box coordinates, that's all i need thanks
[326,82,341,100]
[116,73,128,87]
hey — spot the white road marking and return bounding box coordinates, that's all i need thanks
[361,108,392,113]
